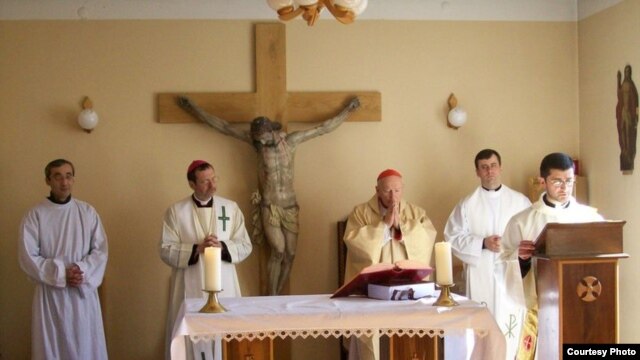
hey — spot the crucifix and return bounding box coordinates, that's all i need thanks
[157,22,380,127]
[157,22,381,296]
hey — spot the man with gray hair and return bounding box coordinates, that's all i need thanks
[344,168,437,360]
[19,159,109,360]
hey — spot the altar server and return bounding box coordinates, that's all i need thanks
[343,169,437,360]
[444,149,531,359]
[500,152,603,359]
[160,160,252,360]
[19,159,109,360]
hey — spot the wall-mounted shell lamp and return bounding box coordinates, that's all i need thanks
[78,97,99,133]
[447,93,467,129]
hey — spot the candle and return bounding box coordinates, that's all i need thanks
[203,247,222,291]
[435,242,453,285]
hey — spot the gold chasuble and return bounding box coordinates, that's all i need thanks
[342,195,437,360]
[343,195,437,284]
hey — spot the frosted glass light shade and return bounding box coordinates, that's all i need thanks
[267,0,294,10]
[334,0,358,7]
[448,107,467,128]
[294,0,319,6]
[335,0,366,13]
[78,109,99,132]
[352,0,368,15]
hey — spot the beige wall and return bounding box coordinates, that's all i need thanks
[0,19,581,359]
[579,0,640,344]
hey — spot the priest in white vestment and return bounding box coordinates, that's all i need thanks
[19,159,109,360]
[160,160,252,360]
[444,149,531,359]
[343,169,437,360]
[500,153,603,359]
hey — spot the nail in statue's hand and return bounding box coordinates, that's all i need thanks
[349,97,360,111]
[176,96,193,111]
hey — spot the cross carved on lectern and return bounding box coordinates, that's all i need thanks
[157,23,381,129]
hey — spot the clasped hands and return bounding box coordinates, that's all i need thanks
[197,234,222,254]
[483,235,502,253]
[66,264,83,287]
[383,201,401,233]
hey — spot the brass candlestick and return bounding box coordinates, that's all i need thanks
[433,284,459,307]
[199,290,227,313]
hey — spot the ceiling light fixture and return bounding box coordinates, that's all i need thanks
[267,0,368,26]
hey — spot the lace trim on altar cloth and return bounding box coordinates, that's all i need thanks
[190,328,490,343]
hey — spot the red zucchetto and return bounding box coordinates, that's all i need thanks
[187,160,210,175]
[377,169,402,181]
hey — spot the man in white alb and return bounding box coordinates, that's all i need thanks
[19,159,109,360]
[444,149,531,359]
[160,160,252,360]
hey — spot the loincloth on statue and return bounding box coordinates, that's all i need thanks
[262,203,299,234]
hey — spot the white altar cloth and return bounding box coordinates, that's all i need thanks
[170,293,505,360]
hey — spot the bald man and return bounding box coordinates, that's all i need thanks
[343,169,437,360]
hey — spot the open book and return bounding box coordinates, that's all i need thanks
[331,260,433,298]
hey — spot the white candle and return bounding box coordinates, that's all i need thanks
[435,242,453,285]
[203,247,222,291]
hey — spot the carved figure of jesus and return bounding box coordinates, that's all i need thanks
[178,96,360,295]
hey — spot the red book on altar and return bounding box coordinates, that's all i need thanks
[331,260,433,298]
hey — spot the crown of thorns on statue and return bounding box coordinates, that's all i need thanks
[250,116,282,135]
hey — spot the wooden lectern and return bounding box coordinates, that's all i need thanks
[534,221,628,359]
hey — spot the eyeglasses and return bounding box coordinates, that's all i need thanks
[50,174,74,182]
[197,176,219,185]
[548,178,575,187]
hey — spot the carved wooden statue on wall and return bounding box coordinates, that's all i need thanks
[177,96,360,295]
[616,64,639,173]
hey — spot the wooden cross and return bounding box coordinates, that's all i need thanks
[157,22,381,128]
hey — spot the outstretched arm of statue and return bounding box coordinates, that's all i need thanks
[287,97,360,145]
[176,96,251,144]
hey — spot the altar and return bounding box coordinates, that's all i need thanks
[170,293,505,360]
